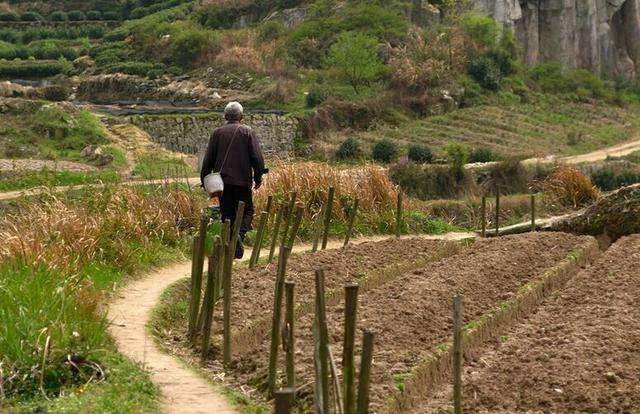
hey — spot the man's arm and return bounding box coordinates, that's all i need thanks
[200,132,218,185]
[248,129,267,187]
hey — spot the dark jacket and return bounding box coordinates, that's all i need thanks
[200,121,266,188]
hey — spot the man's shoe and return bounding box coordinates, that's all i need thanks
[235,241,244,259]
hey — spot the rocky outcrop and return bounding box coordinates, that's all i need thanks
[474,0,640,78]
[128,112,298,157]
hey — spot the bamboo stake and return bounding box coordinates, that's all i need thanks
[531,192,536,232]
[343,284,359,414]
[356,329,375,414]
[284,281,295,388]
[230,201,245,259]
[453,295,463,414]
[395,191,403,238]
[481,196,487,238]
[217,220,230,301]
[269,207,284,263]
[200,236,221,361]
[188,214,208,340]
[314,321,325,414]
[249,211,268,269]
[222,218,234,368]
[197,234,219,332]
[495,185,500,236]
[344,199,359,247]
[322,187,335,250]
[279,192,297,253]
[328,345,344,414]
[286,205,305,251]
[274,388,295,414]
[268,247,291,394]
[315,269,330,414]
[312,201,326,253]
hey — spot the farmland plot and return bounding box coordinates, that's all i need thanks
[423,234,640,413]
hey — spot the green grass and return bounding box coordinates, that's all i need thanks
[132,153,193,180]
[354,94,640,160]
[0,169,120,192]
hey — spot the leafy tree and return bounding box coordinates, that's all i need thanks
[326,32,385,93]
[336,137,361,161]
[408,145,433,163]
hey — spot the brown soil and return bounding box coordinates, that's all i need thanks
[422,234,640,413]
[157,232,592,412]
[217,237,461,353]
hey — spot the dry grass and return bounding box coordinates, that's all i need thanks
[0,186,201,271]
[255,162,399,222]
[542,166,600,208]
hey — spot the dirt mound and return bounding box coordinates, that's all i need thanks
[424,234,640,413]
[552,183,640,240]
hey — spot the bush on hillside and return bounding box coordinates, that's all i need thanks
[259,21,285,41]
[170,29,215,69]
[488,158,530,194]
[0,12,19,22]
[21,12,44,22]
[87,10,102,20]
[446,143,470,181]
[543,166,599,208]
[469,55,501,90]
[407,144,433,163]
[326,32,386,93]
[42,85,70,102]
[389,161,477,200]
[372,139,399,163]
[68,10,86,21]
[336,137,361,161]
[48,11,69,22]
[469,147,499,163]
[102,11,121,20]
[306,89,325,108]
[0,59,68,78]
[591,166,640,191]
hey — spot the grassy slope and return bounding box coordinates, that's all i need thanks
[351,94,640,160]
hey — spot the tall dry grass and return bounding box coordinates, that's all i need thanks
[255,162,399,221]
[0,186,201,271]
[542,166,600,208]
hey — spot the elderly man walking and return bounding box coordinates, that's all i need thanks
[200,101,267,259]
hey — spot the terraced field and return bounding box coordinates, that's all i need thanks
[359,96,640,159]
[424,234,640,413]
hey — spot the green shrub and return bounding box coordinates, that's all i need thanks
[68,10,86,21]
[488,158,530,194]
[306,89,325,108]
[259,21,285,41]
[487,49,514,76]
[372,139,399,163]
[43,85,70,102]
[460,11,500,50]
[0,59,67,78]
[102,11,121,20]
[102,61,166,77]
[21,12,44,22]
[326,32,386,93]
[48,11,69,22]
[336,137,361,161]
[469,147,499,163]
[389,162,474,200]
[407,145,433,163]
[0,12,19,22]
[591,166,640,191]
[469,55,501,90]
[87,10,103,20]
[170,29,213,69]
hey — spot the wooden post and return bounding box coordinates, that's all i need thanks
[188,214,208,340]
[268,247,290,394]
[322,187,335,250]
[249,211,269,269]
[312,202,325,253]
[217,220,230,301]
[531,192,536,232]
[269,207,284,263]
[284,281,295,388]
[495,186,500,236]
[315,269,330,414]
[279,192,298,251]
[230,201,245,258]
[200,236,221,361]
[395,191,403,238]
[222,219,233,368]
[356,329,375,414]
[286,205,305,251]
[274,388,295,414]
[481,196,486,238]
[452,295,463,414]
[343,284,359,414]
[344,199,359,248]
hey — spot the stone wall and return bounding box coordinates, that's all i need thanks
[128,112,298,157]
[473,0,640,79]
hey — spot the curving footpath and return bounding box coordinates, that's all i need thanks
[107,234,473,413]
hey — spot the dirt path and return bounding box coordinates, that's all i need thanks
[0,159,98,172]
[107,233,473,414]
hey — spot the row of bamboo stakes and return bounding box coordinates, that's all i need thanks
[186,186,538,413]
[481,188,538,237]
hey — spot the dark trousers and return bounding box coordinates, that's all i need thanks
[220,184,254,241]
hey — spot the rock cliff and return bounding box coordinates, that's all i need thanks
[474,0,640,78]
